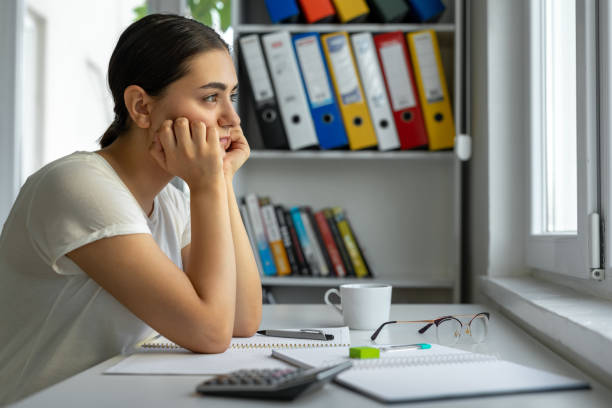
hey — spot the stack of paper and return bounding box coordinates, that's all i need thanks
[104,327,350,375]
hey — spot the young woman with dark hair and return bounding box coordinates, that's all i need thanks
[0,14,261,404]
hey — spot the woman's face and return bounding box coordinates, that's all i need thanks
[149,49,240,151]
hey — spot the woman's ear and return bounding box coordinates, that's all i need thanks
[124,85,153,129]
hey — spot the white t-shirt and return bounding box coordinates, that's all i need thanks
[0,151,191,405]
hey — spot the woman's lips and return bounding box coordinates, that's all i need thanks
[219,137,230,150]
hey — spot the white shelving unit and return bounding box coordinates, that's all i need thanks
[231,0,465,303]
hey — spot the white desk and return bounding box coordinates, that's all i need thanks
[11,304,612,407]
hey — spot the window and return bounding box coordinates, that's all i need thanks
[527,0,600,280]
[187,0,233,46]
[542,0,577,234]
[18,0,144,184]
[21,8,45,186]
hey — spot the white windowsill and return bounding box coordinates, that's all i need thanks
[481,275,612,388]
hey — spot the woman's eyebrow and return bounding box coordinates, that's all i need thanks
[199,82,239,91]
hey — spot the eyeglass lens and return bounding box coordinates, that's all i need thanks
[434,314,489,345]
[468,314,488,343]
[435,318,462,345]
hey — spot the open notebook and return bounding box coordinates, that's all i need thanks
[272,344,590,403]
[104,327,350,375]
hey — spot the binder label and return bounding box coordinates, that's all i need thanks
[295,36,333,108]
[379,42,417,111]
[412,32,444,103]
[326,35,362,105]
[352,34,387,109]
[240,36,274,104]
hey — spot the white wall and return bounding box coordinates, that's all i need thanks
[468,0,489,302]
[486,0,529,278]
[468,0,530,301]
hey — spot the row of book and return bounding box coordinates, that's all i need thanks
[239,194,372,278]
[264,0,446,24]
[239,29,455,153]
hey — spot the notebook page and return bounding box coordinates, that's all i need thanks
[137,326,350,351]
[105,327,349,375]
[272,344,589,403]
[104,349,290,375]
[339,359,589,403]
[272,343,474,369]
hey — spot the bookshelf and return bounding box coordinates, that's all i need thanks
[231,0,465,303]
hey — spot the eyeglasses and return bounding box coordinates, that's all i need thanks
[370,312,490,345]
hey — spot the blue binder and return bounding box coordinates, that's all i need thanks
[264,0,300,23]
[407,0,445,22]
[292,33,349,150]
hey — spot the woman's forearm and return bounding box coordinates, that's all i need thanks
[186,179,237,339]
[226,177,262,336]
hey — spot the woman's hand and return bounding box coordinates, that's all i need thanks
[149,117,225,191]
[222,126,250,180]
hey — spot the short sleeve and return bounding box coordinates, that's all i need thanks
[26,155,151,275]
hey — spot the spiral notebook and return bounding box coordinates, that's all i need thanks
[272,344,590,403]
[104,327,349,375]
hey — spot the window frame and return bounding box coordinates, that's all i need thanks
[526,0,600,281]
[0,0,24,226]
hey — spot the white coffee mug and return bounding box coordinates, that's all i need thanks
[324,284,392,330]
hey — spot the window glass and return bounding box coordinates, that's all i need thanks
[20,0,144,185]
[541,0,577,233]
[188,0,233,46]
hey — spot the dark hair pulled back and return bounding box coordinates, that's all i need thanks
[99,14,229,148]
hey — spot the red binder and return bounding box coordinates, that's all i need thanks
[298,0,336,23]
[373,32,428,150]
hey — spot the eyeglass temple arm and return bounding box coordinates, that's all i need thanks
[370,319,436,340]
[370,321,397,340]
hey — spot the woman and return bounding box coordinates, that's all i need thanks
[0,14,261,404]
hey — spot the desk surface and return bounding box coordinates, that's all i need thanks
[11,304,612,407]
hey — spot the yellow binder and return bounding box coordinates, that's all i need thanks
[331,0,369,23]
[321,32,377,150]
[407,30,455,151]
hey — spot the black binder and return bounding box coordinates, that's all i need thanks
[239,34,288,149]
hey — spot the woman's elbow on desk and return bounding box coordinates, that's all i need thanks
[187,325,234,354]
[233,320,260,338]
[233,306,262,337]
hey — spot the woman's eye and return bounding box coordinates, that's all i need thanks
[203,94,217,103]
[230,93,239,103]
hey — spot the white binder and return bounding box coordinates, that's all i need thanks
[350,32,400,151]
[262,31,319,150]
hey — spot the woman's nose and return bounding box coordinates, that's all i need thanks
[219,102,240,128]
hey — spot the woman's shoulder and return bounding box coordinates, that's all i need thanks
[29,151,111,182]
[21,151,135,214]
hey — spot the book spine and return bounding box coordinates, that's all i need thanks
[305,206,335,275]
[314,210,346,277]
[260,201,292,276]
[324,208,355,277]
[275,205,299,275]
[284,208,311,275]
[300,207,330,276]
[290,206,320,276]
[332,207,370,278]
[245,194,277,276]
[239,200,264,276]
[342,207,373,277]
